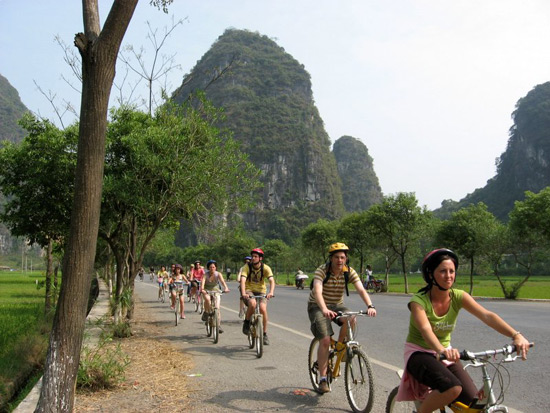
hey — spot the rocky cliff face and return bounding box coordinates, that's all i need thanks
[0,73,28,144]
[333,135,383,212]
[435,81,550,221]
[172,29,345,241]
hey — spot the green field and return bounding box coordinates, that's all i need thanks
[274,272,550,299]
[0,271,50,410]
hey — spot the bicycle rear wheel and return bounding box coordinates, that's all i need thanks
[213,309,219,344]
[161,289,166,303]
[255,315,263,358]
[194,295,200,312]
[385,385,418,413]
[345,347,375,413]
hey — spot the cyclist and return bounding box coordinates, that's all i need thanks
[185,264,194,298]
[308,242,377,393]
[200,260,230,332]
[169,264,189,318]
[237,256,251,318]
[240,248,275,345]
[189,260,205,300]
[157,265,169,300]
[395,248,530,413]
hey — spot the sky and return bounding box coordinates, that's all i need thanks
[2,0,550,210]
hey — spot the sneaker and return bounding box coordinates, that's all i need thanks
[201,312,208,322]
[238,309,244,319]
[318,379,330,393]
[263,333,270,345]
[219,327,224,334]
[242,320,250,335]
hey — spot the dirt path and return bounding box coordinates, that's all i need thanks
[75,295,197,412]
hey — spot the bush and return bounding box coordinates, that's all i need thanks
[77,336,129,390]
[112,321,133,338]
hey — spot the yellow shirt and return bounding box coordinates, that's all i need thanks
[241,263,273,294]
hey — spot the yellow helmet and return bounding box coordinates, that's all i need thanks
[328,242,350,254]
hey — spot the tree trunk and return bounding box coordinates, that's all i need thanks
[35,2,137,411]
[401,255,409,294]
[469,256,474,295]
[45,238,53,314]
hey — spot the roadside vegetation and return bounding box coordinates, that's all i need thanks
[0,270,50,411]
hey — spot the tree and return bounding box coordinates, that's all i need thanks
[337,212,373,278]
[301,219,337,264]
[36,2,170,411]
[0,114,77,313]
[436,203,499,295]
[100,102,259,320]
[365,193,431,293]
[507,188,550,298]
[482,222,516,298]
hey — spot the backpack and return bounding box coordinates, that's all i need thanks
[310,262,350,296]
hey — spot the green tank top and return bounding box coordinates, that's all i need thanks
[406,288,464,349]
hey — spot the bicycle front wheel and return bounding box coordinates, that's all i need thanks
[307,338,322,393]
[385,385,418,413]
[175,305,179,326]
[345,347,375,413]
[213,309,219,344]
[255,315,263,358]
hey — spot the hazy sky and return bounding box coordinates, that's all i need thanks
[2,0,550,210]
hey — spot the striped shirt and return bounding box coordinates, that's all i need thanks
[308,264,360,305]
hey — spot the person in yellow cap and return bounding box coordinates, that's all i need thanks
[307,242,377,393]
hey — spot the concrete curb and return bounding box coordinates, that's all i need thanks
[13,278,110,412]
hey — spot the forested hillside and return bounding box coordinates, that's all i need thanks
[0,73,28,144]
[435,82,550,221]
[172,29,350,242]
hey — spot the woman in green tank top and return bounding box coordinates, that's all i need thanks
[396,248,530,413]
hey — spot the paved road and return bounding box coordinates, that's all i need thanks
[134,279,550,412]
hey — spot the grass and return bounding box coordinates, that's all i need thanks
[378,273,550,299]
[0,271,50,411]
[273,272,550,299]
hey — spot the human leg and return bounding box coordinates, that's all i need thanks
[407,351,463,413]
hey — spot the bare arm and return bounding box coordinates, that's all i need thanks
[462,292,530,359]
[267,276,275,298]
[353,280,376,317]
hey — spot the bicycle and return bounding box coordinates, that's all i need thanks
[245,294,268,358]
[193,284,204,314]
[203,290,225,344]
[365,279,384,293]
[385,342,534,413]
[158,280,166,303]
[173,281,187,326]
[308,311,375,413]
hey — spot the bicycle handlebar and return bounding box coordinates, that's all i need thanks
[439,343,534,361]
[334,310,370,319]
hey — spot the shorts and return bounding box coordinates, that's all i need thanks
[242,291,267,306]
[307,302,349,340]
[406,351,477,405]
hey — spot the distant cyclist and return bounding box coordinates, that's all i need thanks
[169,264,189,318]
[240,248,275,345]
[308,242,377,393]
[201,260,230,332]
[189,260,205,299]
[157,265,169,300]
[237,256,251,318]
